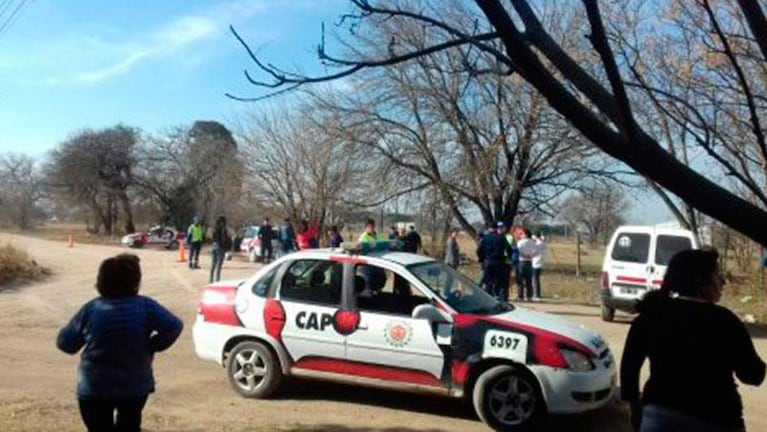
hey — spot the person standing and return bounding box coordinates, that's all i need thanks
[444,228,461,269]
[531,231,546,301]
[476,221,514,302]
[621,249,765,432]
[277,218,297,258]
[186,217,204,269]
[56,254,183,432]
[403,224,422,254]
[296,220,320,250]
[258,217,274,264]
[210,216,231,283]
[327,225,344,248]
[358,218,387,243]
[516,228,536,301]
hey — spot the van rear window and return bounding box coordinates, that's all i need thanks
[655,235,692,266]
[611,233,650,263]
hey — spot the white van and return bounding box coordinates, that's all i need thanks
[600,225,698,321]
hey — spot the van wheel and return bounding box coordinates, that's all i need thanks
[472,365,544,431]
[601,304,615,322]
[226,341,282,398]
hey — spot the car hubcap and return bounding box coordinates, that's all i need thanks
[488,375,535,426]
[232,349,268,392]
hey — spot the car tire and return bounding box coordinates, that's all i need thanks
[601,304,615,322]
[226,340,282,399]
[472,365,544,431]
[248,249,258,263]
[168,240,179,250]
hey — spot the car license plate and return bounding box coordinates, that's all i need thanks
[621,287,638,294]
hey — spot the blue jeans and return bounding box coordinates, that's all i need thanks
[533,268,542,298]
[188,241,202,267]
[641,405,743,432]
[210,246,225,283]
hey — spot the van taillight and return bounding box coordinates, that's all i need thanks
[600,272,609,291]
[199,286,241,326]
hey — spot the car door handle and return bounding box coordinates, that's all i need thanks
[357,324,369,330]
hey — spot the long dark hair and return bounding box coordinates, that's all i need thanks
[637,249,719,313]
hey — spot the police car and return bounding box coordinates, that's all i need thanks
[192,241,616,431]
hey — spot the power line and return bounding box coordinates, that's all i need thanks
[0,0,30,40]
[0,0,16,26]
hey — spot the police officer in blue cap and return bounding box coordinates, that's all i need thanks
[477,220,514,301]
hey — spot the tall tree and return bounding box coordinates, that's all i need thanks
[228,0,767,245]
[47,125,138,235]
[135,120,244,229]
[0,153,45,229]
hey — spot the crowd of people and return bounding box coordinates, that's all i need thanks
[56,219,764,432]
[475,221,547,303]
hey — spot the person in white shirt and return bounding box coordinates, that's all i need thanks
[532,232,546,301]
[516,228,537,301]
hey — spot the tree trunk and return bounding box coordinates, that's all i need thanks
[477,0,767,246]
[119,191,135,234]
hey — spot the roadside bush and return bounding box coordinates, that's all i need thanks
[0,243,50,287]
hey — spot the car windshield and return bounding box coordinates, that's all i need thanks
[244,227,258,237]
[407,261,512,315]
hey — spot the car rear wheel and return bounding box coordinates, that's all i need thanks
[472,365,543,431]
[226,341,282,398]
[601,304,615,322]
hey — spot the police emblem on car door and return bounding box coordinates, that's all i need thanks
[344,263,446,386]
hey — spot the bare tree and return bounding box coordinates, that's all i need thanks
[0,153,45,229]
[560,182,627,245]
[239,104,371,233]
[306,2,624,240]
[46,125,138,235]
[134,121,244,230]
[227,0,767,245]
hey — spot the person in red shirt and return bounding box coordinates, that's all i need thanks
[296,220,320,250]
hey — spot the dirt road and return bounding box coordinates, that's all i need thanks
[1,233,765,432]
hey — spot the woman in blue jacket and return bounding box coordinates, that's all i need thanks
[57,253,183,432]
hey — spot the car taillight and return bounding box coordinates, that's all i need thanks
[600,271,609,291]
[199,286,241,326]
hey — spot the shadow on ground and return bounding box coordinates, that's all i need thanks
[264,378,632,432]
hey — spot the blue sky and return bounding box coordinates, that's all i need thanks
[0,0,350,157]
[0,0,670,223]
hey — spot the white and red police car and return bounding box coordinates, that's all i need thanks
[193,241,616,431]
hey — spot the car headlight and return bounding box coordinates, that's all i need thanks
[559,348,595,372]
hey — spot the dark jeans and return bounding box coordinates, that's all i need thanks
[261,242,273,263]
[640,404,743,432]
[188,241,202,267]
[517,261,533,300]
[78,396,148,432]
[484,262,507,301]
[210,246,225,283]
[533,267,542,298]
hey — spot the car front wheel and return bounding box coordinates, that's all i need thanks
[472,365,544,431]
[226,341,282,398]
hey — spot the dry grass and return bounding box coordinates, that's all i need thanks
[9,223,120,246]
[0,243,51,287]
[456,235,767,323]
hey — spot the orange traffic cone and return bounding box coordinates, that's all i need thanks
[67,235,74,248]
[178,239,187,263]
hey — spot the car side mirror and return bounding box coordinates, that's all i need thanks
[412,304,453,324]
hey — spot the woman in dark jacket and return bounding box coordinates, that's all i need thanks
[210,216,231,283]
[57,254,183,432]
[621,249,765,432]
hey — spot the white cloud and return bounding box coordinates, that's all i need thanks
[10,0,273,86]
